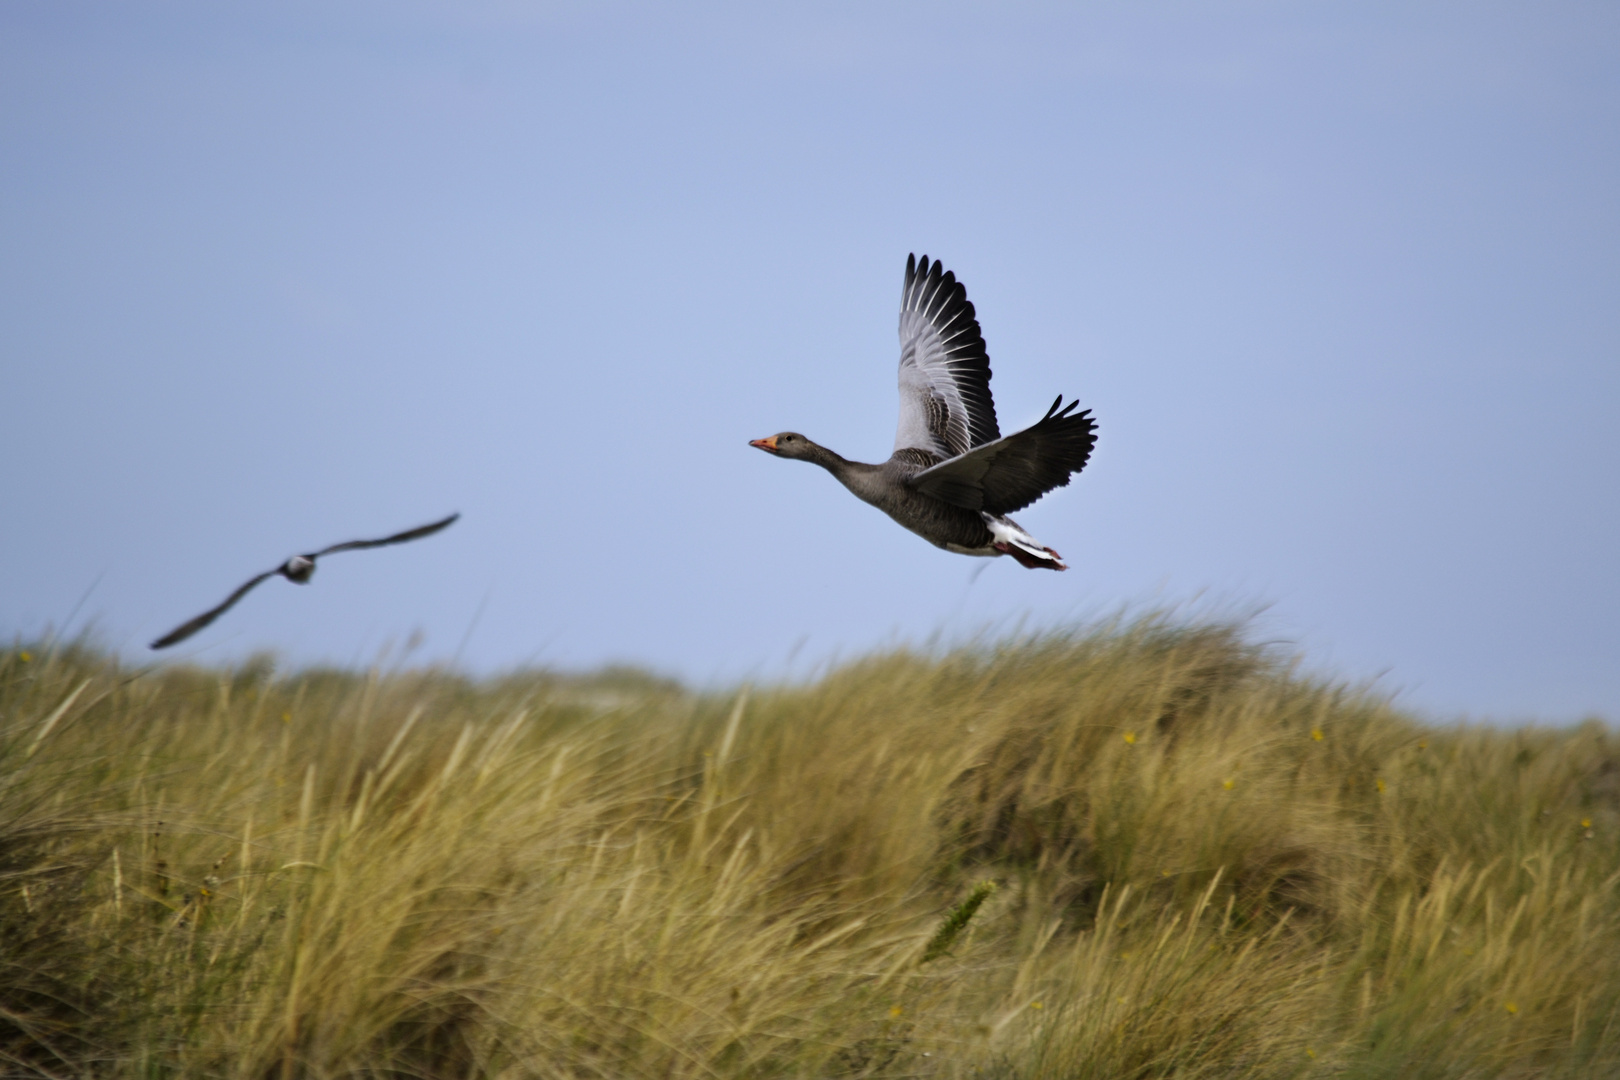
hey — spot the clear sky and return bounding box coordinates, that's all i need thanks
[3,2,1617,722]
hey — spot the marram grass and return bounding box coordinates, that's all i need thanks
[1,617,1617,1078]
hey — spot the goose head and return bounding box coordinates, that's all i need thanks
[749,432,816,460]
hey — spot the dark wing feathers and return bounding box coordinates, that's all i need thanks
[895,255,999,458]
[310,512,460,558]
[907,396,1097,515]
[149,570,278,649]
[151,513,460,650]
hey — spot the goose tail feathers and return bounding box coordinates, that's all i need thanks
[984,514,1067,571]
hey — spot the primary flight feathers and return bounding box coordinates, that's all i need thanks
[149,512,460,650]
[895,253,1000,459]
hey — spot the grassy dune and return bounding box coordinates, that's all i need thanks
[2,617,1617,1078]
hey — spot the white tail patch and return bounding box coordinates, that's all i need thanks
[984,514,1066,569]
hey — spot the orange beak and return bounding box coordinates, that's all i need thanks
[749,436,779,453]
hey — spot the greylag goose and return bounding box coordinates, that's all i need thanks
[751,255,1096,570]
[150,512,460,649]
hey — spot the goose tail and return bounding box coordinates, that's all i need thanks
[984,514,1067,571]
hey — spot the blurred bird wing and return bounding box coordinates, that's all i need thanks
[150,569,278,649]
[310,512,461,558]
[908,396,1097,514]
[894,255,999,459]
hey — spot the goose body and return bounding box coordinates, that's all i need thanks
[751,255,1097,570]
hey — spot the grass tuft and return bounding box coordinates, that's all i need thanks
[922,880,998,964]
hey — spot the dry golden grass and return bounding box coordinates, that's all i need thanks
[1,615,1617,1078]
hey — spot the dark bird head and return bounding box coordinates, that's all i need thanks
[749,432,816,461]
[279,556,316,584]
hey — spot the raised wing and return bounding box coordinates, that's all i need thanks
[907,396,1097,515]
[894,254,999,459]
[310,512,460,558]
[150,569,278,649]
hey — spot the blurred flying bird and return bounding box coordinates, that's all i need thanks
[150,513,460,649]
[751,255,1096,569]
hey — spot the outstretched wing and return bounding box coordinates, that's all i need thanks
[310,512,460,558]
[907,396,1097,515]
[894,254,999,459]
[150,569,278,649]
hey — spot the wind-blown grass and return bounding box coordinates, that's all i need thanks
[0,617,1616,1078]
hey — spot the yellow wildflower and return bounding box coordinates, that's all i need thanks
[889,1006,903,1018]
[1222,778,1235,790]
[1310,728,1323,741]
[1375,778,1386,793]
[1031,1001,1042,1010]
[1123,731,1136,744]
[1505,1001,1518,1015]
[1306,1047,1317,1059]
[1582,818,1592,829]
[19,651,31,663]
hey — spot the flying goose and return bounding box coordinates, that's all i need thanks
[751,255,1096,569]
[150,512,460,649]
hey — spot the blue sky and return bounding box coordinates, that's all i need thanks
[2,2,1616,722]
